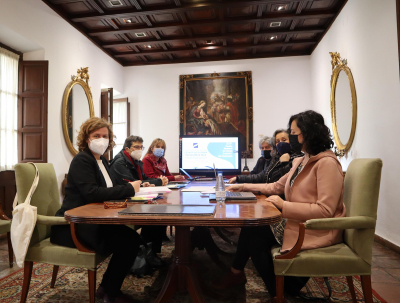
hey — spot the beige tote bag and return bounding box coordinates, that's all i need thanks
[11,163,39,267]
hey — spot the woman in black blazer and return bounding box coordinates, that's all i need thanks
[51,117,141,303]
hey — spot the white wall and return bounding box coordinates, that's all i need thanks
[0,0,125,195]
[122,56,312,172]
[310,0,400,245]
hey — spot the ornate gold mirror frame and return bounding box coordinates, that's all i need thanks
[62,67,95,156]
[330,52,357,158]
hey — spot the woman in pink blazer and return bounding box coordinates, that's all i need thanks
[217,110,346,298]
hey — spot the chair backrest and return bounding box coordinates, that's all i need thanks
[343,158,382,265]
[14,163,61,246]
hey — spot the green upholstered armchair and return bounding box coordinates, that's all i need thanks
[0,206,13,268]
[14,163,108,303]
[272,158,383,303]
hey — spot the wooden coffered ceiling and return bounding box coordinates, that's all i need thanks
[42,0,347,66]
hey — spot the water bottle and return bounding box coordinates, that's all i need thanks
[215,173,226,203]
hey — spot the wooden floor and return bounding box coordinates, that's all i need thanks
[1,233,400,302]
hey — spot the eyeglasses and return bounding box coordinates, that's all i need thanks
[131,145,145,150]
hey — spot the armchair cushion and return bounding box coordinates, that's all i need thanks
[305,216,376,230]
[25,238,107,270]
[0,220,11,234]
[37,215,69,226]
[272,243,371,277]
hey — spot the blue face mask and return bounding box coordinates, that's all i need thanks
[276,142,292,155]
[153,148,164,158]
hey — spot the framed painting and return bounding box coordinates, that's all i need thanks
[179,71,254,157]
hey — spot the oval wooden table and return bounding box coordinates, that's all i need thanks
[65,182,282,303]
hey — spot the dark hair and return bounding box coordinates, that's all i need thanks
[270,128,288,157]
[288,110,333,155]
[123,135,143,149]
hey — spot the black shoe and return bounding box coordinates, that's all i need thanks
[145,244,163,268]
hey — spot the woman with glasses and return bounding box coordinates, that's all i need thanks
[142,138,186,182]
[216,110,346,299]
[109,135,168,187]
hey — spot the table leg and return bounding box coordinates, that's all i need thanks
[154,226,206,303]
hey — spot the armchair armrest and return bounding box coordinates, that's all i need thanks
[305,216,376,230]
[275,216,375,260]
[37,215,69,225]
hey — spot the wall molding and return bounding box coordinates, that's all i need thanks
[375,234,400,255]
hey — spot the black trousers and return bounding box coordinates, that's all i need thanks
[232,226,309,297]
[76,224,140,297]
[140,225,166,253]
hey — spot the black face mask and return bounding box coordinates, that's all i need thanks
[261,150,272,160]
[276,142,292,155]
[289,134,303,153]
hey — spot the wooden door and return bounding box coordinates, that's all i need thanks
[101,88,113,160]
[18,61,48,163]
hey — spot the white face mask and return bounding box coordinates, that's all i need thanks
[89,138,109,155]
[130,150,142,161]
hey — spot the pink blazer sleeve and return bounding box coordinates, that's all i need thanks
[282,158,343,221]
[243,170,289,196]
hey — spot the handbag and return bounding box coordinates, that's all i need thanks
[11,163,39,267]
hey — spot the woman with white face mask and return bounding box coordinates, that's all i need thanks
[51,117,142,303]
[142,138,186,182]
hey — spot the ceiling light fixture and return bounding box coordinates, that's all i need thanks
[275,4,288,11]
[123,18,133,24]
[270,36,277,40]
[206,40,213,44]
[135,33,146,37]
[270,22,282,28]
[145,45,152,48]
[109,0,123,6]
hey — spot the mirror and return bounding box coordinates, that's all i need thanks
[330,52,357,158]
[62,67,94,155]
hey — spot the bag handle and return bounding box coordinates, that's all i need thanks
[13,163,40,209]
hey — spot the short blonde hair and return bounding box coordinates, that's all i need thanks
[145,138,166,157]
[76,117,115,152]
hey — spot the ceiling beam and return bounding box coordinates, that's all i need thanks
[70,1,319,22]
[114,40,316,58]
[102,27,324,48]
[88,11,335,36]
[122,50,309,66]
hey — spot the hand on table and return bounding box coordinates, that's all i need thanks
[159,175,168,186]
[175,175,186,181]
[228,177,237,184]
[226,184,244,192]
[266,195,284,210]
[130,180,142,192]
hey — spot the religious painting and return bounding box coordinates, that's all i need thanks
[179,71,253,157]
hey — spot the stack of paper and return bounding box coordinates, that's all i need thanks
[135,187,171,196]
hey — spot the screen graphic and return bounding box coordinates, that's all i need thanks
[181,137,239,170]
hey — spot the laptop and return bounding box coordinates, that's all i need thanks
[209,191,257,201]
[179,168,196,181]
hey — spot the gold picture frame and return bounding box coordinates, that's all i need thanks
[62,67,95,156]
[330,52,357,158]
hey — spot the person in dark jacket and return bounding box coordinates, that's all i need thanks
[109,135,167,259]
[109,135,167,187]
[51,117,141,303]
[249,136,273,175]
[228,129,303,185]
